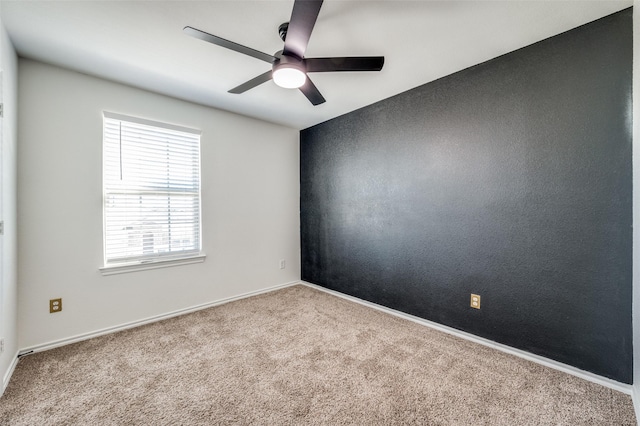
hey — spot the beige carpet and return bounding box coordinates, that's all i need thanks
[0,285,636,425]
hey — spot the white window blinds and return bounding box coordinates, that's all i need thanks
[103,112,202,266]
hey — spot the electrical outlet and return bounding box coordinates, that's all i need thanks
[279,259,286,269]
[0,338,4,354]
[470,294,481,309]
[50,298,62,313]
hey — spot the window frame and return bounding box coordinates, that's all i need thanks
[100,111,205,275]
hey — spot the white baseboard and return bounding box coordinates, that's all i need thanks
[302,281,633,396]
[1,350,19,397]
[19,280,300,356]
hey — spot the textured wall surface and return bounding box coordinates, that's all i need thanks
[300,9,632,383]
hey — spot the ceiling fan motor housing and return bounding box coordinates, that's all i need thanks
[274,54,304,71]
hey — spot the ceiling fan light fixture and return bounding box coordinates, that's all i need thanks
[273,63,306,89]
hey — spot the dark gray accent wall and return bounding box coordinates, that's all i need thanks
[300,9,632,383]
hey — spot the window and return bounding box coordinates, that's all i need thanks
[102,112,203,273]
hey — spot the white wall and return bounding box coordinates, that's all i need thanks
[632,1,639,420]
[0,12,19,394]
[18,59,300,349]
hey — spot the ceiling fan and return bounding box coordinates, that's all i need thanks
[184,0,384,106]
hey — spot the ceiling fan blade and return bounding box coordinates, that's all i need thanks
[184,26,277,64]
[299,76,326,106]
[304,57,385,73]
[282,0,323,59]
[228,71,273,94]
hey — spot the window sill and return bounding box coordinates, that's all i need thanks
[99,253,206,276]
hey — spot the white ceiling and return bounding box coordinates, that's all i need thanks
[0,0,631,130]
